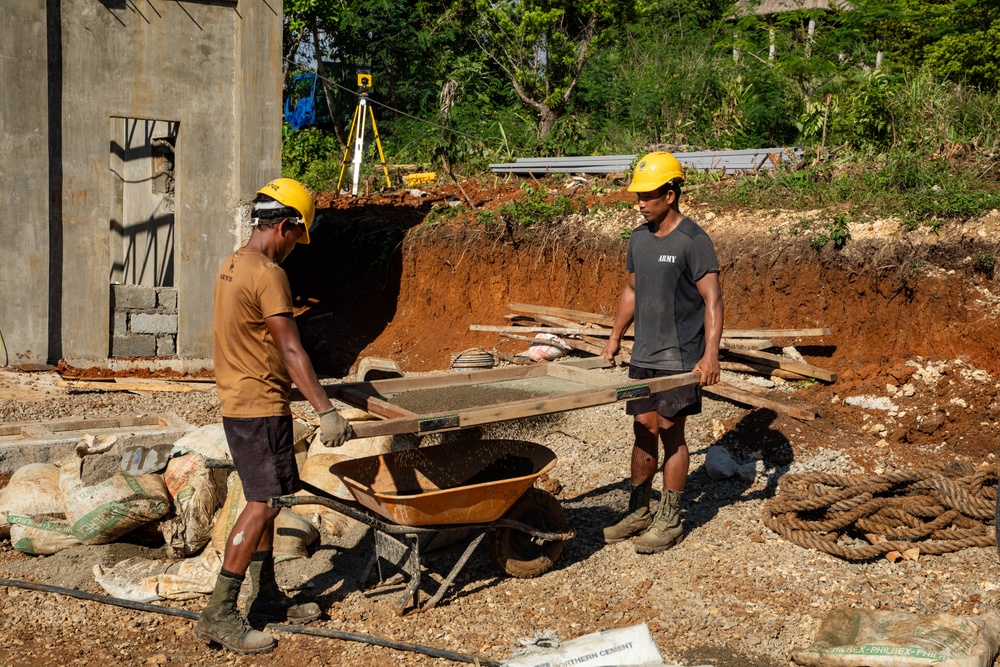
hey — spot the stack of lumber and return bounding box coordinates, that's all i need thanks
[471,303,834,421]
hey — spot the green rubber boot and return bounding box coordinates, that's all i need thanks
[602,482,653,543]
[634,489,684,554]
[247,550,321,625]
[195,573,276,654]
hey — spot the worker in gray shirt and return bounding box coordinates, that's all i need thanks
[601,151,724,553]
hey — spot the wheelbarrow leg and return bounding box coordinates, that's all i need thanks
[420,532,487,612]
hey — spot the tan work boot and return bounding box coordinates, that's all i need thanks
[195,573,276,654]
[247,551,321,625]
[634,489,684,554]
[603,482,653,543]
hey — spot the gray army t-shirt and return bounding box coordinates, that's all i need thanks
[625,217,719,371]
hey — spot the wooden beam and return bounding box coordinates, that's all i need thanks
[721,349,836,382]
[703,382,819,421]
[720,328,832,339]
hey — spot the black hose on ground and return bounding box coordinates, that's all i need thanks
[0,577,501,666]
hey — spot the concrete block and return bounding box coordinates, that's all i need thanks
[111,334,156,358]
[113,284,156,310]
[156,335,176,357]
[131,313,178,335]
[156,288,178,311]
[112,311,128,336]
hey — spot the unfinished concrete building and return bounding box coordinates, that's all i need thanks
[1,1,284,367]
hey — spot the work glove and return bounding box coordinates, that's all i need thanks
[318,408,351,447]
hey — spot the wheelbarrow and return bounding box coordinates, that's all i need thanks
[270,439,575,613]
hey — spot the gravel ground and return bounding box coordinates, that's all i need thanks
[0,365,998,667]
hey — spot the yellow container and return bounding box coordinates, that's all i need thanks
[404,172,437,187]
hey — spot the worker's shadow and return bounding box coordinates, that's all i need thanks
[683,408,793,533]
[555,408,793,566]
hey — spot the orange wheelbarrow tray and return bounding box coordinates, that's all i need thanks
[270,439,575,613]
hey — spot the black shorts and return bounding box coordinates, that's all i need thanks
[625,365,702,419]
[222,415,301,503]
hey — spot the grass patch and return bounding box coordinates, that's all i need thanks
[701,148,1000,230]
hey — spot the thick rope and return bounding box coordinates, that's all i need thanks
[763,461,998,560]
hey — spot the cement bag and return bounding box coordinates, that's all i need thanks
[0,463,64,539]
[8,515,82,555]
[792,609,1000,667]
[93,547,223,602]
[211,472,318,561]
[171,419,314,467]
[505,623,663,667]
[60,442,171,545]
[159,453,226,557]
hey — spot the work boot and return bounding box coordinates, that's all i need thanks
[602,482,653,543]
[247,550,321,625]
[634,489,684,554]
[195,573,276,654]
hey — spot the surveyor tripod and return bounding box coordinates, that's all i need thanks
[337,72,392,197]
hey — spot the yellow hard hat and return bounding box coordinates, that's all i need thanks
[627,152,684,193]
[256,178,316,244]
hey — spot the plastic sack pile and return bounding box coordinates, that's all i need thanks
[0,413,411,603]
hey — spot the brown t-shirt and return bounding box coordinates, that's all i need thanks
[213,248,294,418]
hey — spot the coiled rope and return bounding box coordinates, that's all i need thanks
[763,461,998,560]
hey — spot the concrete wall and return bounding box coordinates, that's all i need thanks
[0,0,50,365]
[0,0,282,364]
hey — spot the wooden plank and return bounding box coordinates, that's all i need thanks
[560,356,616,370]
[350,372,700,438]
[305,363,552,403]
[495,351,534,365]
[56,380,209,393]
[339,386,417,419]
[720,328,832,339]
[720,338,773,351]
[509,303,616,327]
[559,337,605,356]
[703,382,818,421]
[545,362,617,387]
[721,349,836,382]
[471,325,622,337]
[580,334,632,352]
[0,415,165,437]
[720,361,810,381]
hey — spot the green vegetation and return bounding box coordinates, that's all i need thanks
[280,0,1000,228]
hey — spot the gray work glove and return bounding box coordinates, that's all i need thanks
[318,408,351,447]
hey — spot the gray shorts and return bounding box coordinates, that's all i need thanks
[222,415,301,503]
[625,365,702,419]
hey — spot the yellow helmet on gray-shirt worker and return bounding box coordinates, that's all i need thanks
[627,152,684,193]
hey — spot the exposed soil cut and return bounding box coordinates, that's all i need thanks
[2,177,999,667]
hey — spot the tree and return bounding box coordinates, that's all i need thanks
[468,0,635,138]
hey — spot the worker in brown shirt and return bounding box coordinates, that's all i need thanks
[196,178,350,655]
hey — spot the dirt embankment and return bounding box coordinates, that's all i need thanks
[291,194,1000,378]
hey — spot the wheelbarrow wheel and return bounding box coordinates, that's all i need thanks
[488,488,568,579]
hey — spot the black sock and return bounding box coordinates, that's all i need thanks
[251,550,274,562]
[220,569,245,582]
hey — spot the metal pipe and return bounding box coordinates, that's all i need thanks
[0,577,501,666]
